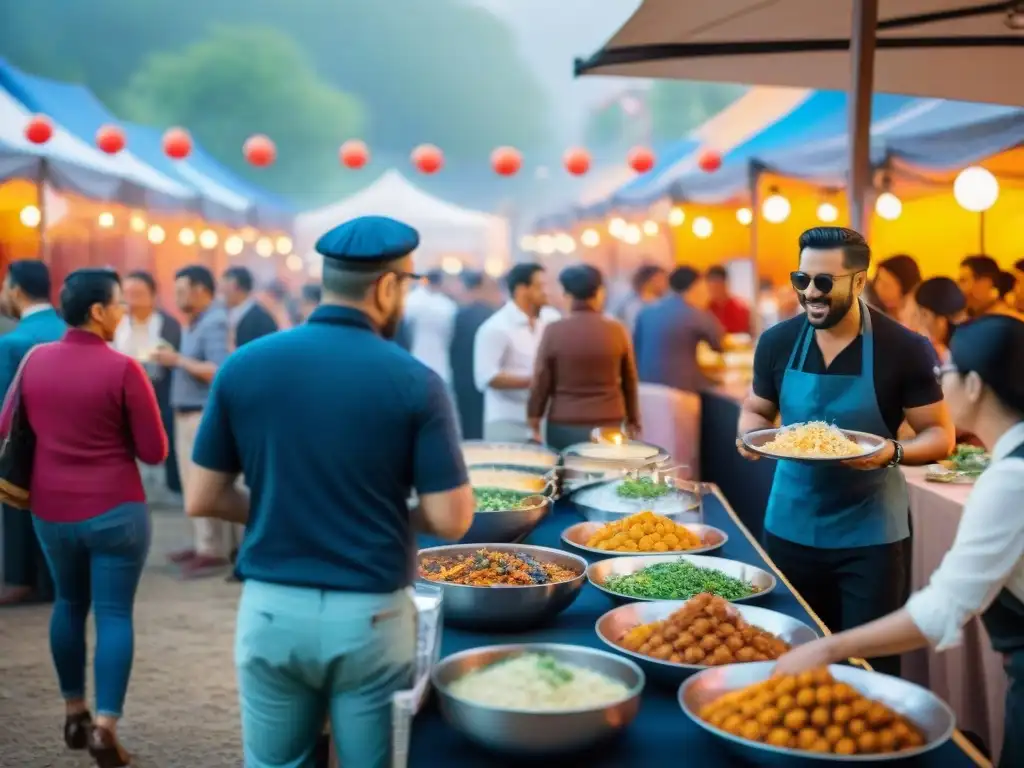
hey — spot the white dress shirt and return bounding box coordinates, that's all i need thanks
[905,421,1024,649]
[473,301,560,426]
[404,287,457,384]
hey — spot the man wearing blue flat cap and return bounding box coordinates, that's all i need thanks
[184,215,475,768]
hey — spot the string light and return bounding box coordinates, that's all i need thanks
[875,192,902,221]
[554,233,576,254]
[536,235,555,255]
[255,237,274,258]
[622,224,642,245]
[97,211,115,229]
[953,166,999,212]
[736,208,752,226]
[484,256,505,276]
[580,228,600,248]
[668,207,685,227]
[816,202,839,223]
[178,227,196,246]
[285,254,304,272]
[692,216,713,239]
[519,235,536,252]
[199,229,219,249]
[275,235,293,255]
[441,255,463,274]
[19,205,41,228]
[147,225,166,245]
[224,234,245,256]
[642,220,659,236]
[608,217,627,238]
[762,190,791,223]
[129,213,146,233]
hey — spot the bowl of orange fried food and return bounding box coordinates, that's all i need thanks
[561,511,727,557]
[681,663,955,763]
[596,593,817,686]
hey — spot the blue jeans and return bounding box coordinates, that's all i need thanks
[236,580,416,768]
[32,502,151,718]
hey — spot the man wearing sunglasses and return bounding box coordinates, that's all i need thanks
[737,226,955,677]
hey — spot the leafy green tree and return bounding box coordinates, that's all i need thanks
[649,81,747,142]
[118,25,365,202]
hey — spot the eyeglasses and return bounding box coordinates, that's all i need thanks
[790,270,862,295]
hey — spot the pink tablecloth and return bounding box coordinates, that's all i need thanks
[901,466,1006,761]
[636,383,701,480]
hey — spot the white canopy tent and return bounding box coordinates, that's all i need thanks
[296,170,510,275]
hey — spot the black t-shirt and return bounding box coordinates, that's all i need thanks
[753,307,943,437]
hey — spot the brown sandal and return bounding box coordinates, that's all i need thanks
[88,725,131,768]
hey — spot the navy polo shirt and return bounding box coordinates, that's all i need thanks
[191,305,468,593]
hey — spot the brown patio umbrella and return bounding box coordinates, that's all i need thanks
[575,0,1024,229]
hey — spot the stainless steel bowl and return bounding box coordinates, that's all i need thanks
[462,440,559,472]
[468,467,554,495]
[460,494,551,544]
[587,554,777,605]
[561,521,727,557]
[568,476,703,523]
[742,426,888,464]
[432,643,644,754]
[679,662,956,764]
[417,544,587,630]
[595,601,818,686]
[563,440,671,470]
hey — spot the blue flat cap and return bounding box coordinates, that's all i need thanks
[315,215,420,269]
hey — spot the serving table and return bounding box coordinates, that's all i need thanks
[409,487,989,767]
[901,467,1007,763]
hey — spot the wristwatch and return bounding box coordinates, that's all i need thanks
[886,440,904,467]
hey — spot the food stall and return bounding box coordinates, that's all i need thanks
[399,440,989,767]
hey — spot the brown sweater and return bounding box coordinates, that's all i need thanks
[527,307,640,426]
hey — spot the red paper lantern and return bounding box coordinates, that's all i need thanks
[698,150,722,173]
[162,128,192,160]
[340,139,369,169]
[24,115,54,145]
[412,144,444,174]
[96,125,126,155]
[563,147,591,176]
[490,146,522,177]
[244,134,277,167]
[627,146,656,174]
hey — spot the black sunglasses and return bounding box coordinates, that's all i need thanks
[790,270,862,295]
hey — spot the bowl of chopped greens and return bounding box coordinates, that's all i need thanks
[459,487,552,544]
[927,443,991,484]
[587,554,776,605]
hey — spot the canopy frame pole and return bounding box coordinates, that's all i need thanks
[847,0,879,233]
[36,159,49,265]
[748,164,762,335]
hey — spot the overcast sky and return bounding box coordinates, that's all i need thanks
[471,0,645,139]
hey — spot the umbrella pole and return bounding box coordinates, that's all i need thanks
[847,0,878,234]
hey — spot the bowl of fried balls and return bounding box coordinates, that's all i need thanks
[681,663,955,763]
[595,593,818,685]
[562,511,727,557]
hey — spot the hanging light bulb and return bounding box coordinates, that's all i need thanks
[875,191,902,221]
[580,228,600,248]
[692,216,713,239]
[286,254,304,272]
[275,235,293,255]
[953,166,999,212]
[816,202,839,223]
[199,229,219,249]
[255,237,274,258]
[224,234,245,256]
[668,206,685,227]
[519,235,536,252]
[97,211,115,229]
[554,233,576,254]
[736,208,752,226]
[762,190,791,224]
[129,213,146,233]
[536,235,556,255]
[642,220,659,236]
[622,225,642,245]
[608,217,628,238]
[147,225,166,245]
[484,256,505,276]
[178,227,196,246]
[19,205,42,228]
[441,255,463,274]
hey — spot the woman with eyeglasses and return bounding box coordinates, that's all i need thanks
[737,227,955,678]
[775,314,1024,766]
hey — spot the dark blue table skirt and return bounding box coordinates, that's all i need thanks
[410,491,986,767]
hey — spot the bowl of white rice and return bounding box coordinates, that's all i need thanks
[432,643,644,754]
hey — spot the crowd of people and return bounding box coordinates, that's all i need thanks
[0,217,1021,767]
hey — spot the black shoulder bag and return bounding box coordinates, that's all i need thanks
[0,346,43,509]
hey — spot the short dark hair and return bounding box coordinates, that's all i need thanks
[798,227,871,270]
[222,266,254,293]
[559,264,604,301]
[460,270,484,291]
[669,266,700,293]
[961,254,1001,281]
[915,277,966,318]
[996,271,1016,299]
[425,268,445,287]
[506,263,544,295]
[1015,258,1024,272]
[300,283,321,304]
[321,256,405,301]
[950,315,1024,416]
[60,268,121,328]
[175,265,216,294]
[125,270,156,294]
[876,254,921,295]
[705,265,728,282]
[263,279,287,301]
[631,264,664,293]
[7,260,51,301]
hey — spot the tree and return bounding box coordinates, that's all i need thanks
[649,81,747,142]
[118,26,365,203]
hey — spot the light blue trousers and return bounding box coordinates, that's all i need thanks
[235,580,416,768]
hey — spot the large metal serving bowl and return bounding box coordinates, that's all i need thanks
[562,521,727,557]
[460,494,551,544]
[568,477,703,524]
[595,601,818,686]
[432,643,644,755]
[742,426,888,465]
[461,441,559,474]
[468,467,554,495]
[417,544,587,630]
[679,662,956,764]
[587,554,777,605]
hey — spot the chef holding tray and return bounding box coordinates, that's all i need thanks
[736,226,954,677]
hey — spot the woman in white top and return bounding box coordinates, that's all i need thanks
[775,314,1024,767]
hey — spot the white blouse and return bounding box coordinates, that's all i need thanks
[905,421,1024,650]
